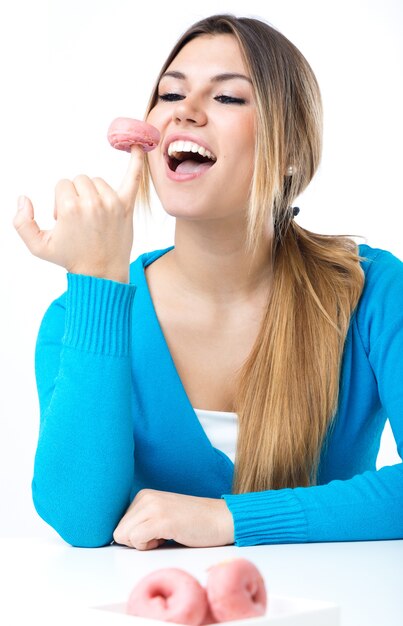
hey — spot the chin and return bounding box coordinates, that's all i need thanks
[161,203,211,220]
[153,188,213,220]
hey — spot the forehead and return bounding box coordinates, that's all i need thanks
[164,34,249,77]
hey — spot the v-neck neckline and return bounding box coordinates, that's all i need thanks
[134,245,235,470]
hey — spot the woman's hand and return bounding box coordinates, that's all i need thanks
[13,145,144,283]
[113,489,235,550]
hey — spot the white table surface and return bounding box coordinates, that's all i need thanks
[1,536,402,626]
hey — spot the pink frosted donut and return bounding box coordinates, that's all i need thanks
[206,558,267,622]
[107,117,160,152]
[201,605,216,625]
[126,567,209,625]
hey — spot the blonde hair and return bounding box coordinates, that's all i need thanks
[138,14,365,493]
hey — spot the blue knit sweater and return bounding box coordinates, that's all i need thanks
[32,244,403,547]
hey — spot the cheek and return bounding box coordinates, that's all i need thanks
[146,108,157,126]
[146,103,167,130]
[221,114,255,162]
[220,139,254,179]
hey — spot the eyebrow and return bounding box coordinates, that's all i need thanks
[159,71,252,84]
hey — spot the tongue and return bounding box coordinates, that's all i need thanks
[176,159,213,174]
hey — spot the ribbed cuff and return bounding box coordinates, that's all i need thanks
[221,489,308,547]
[64,273,136,356]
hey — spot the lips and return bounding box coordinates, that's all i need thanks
[164,138,217,179]
[152,132,217,182]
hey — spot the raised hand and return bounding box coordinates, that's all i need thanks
[14,119,160,283]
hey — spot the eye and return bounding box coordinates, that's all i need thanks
[158,93,184,102]
[215,95,246,105]
[157,93,246,105]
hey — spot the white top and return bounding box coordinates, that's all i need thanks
[193,407,238,462]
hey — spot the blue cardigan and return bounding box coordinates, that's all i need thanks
[32,244,403,547]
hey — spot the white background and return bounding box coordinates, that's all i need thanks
[0,0,402,537]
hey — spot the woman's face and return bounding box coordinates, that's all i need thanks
[146,34,256,221]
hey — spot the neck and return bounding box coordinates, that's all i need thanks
[166,218,274,307]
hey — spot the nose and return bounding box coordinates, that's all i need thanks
[172,95,207,126]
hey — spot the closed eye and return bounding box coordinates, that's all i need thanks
[215,95,246,105]
[158,93,184,102]
[158,93,246,105]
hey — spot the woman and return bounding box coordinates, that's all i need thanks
[14,14,403,549]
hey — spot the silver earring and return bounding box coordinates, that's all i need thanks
[286,166,294,176]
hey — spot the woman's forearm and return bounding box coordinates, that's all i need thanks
[33,273,136,547]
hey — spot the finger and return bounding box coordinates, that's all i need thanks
[14,196,50,258]
[140,538,165,551]
[113,510,141,541]
[113,516,136,545]
[129,524,164,551]
[113,532,132,548]
[112,528,126,546]
[72,174,101,202]
[117,144,145,211]
[54,179,79,216]
[114,515,165,550]
[92,176,121,210]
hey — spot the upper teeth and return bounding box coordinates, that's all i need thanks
[167,140,216,161]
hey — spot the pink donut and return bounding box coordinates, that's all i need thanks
[107,117,160,152]
[126,567,209,625]
[201,605,216,625]
[206,558,267,622]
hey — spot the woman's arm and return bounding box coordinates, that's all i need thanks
[32,273,136,547]
[222,248,403,546]
[14,130,151,547]
[222,464,403,546]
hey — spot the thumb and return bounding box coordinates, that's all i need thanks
[13,196,49,258]
[117,144,145,210]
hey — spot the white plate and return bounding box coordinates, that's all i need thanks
[92,595,340,626]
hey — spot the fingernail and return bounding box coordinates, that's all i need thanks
[18,195,26,211]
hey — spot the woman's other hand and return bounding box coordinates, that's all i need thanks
[13,145,144,283]
[113,489,235,550]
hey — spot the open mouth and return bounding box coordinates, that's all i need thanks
[165,141,217,175]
